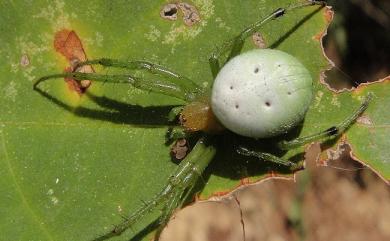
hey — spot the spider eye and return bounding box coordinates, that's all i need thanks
[211,49,313,138]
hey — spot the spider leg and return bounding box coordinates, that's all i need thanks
[278,93,373,150]
[166,126,188,142]
[167,106,183,122]
[77,58,200,93]
[208,0,326,78]
[93,137,216,241]
[33,72,194,102]
[237,146,302,171]
[155,160,203,239]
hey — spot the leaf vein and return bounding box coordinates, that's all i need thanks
[0,131,55,241]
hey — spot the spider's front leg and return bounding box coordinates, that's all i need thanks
[34,72,193,101]
[93,137,216,241]
[208,0,326,78]
[33,58,203,103]
[76,58,201,95]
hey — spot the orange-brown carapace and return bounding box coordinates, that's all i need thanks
[180,98,224,133]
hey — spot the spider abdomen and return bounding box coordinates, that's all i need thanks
[211,49,313,138]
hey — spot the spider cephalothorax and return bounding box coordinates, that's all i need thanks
[179,97,223,133]
[33,1,372,240]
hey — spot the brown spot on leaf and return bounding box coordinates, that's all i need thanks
[54,29,86,62]
[357,115,373,125]
[252,32,267,49]
[20,54,30,67]
[171,139,189,160]
[177,2,200,27]
[160,2,201,27]
[54,29,93,93]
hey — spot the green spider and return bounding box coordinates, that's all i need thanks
[33,1,372,240]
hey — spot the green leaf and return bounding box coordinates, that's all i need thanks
[0,1,388,241]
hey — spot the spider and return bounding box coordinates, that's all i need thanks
[33,0,372,240]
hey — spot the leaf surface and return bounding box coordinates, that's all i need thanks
[0,1,388,241]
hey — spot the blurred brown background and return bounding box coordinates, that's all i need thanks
[160,1,390,241]
[324,0,390,89]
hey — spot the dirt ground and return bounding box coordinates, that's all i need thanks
[160,143,390,241]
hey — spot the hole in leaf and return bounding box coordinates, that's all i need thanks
[160,4,178,20]
[164,6,177,17]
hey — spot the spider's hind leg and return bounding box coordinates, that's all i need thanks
[237,146,303,171]
[278,93,373,150]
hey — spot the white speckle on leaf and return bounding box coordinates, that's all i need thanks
[55,178,60,184]
[194,0,214,22]
[331,95,341,107]
[33,0,72,31]
[10,63,19,74]
[47,190,60,206]
[13,35,49,81]
[4,81,18,102]
[314,91,324,108]
[51,196,59,205]
[163,23,203,44]
[47,189,54,195]
[84,31,104,47]
[17,36,50,56]
[95,32,104,47]
[215,17,231,30]
[144,25,161,42]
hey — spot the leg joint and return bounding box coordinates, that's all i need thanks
[311,0,327,6]
[326,126,339,136]
[209,53,218,61]
[273,8,286,19]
